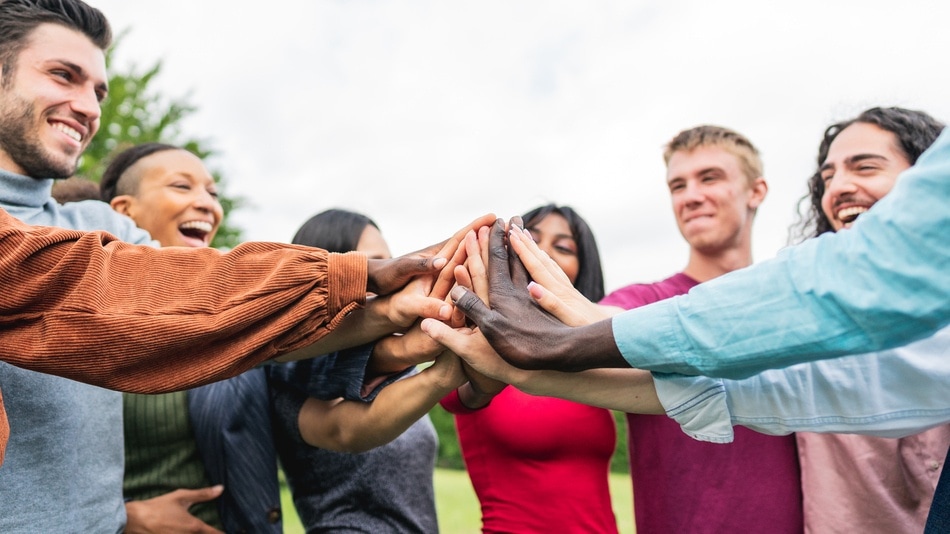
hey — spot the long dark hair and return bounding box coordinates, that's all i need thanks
[522,204,605,302]
[291,208,379,253]
[791,106,944,242]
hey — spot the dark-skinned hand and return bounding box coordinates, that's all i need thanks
[445,217,627,372]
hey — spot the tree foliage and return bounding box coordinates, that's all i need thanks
[78,36,243,249]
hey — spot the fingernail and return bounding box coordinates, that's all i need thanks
[433,257,447,269]
[450,285,467,301]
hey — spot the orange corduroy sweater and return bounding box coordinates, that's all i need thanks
[0,209,367,464]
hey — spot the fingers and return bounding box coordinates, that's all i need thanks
[510,226,572,288]
[449,285,493,327]
[430,234,470,300]
[527,281,588,327]
[485,218,516,298]
[172,485,224,506]
[464,230,490,303]
[420,317,472,355]
[427,213,498,261]
[507,216,530,290]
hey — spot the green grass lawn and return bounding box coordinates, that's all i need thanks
[280,467,635,533]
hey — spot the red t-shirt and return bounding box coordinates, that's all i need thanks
[601,272,804,533]
[441,386,619,533]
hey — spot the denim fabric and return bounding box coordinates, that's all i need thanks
[655,326,950,442]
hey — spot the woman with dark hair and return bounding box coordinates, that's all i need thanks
[269,208,459,533]
[440,204,619,533]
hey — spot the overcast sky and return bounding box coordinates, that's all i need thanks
[88,0,950,291]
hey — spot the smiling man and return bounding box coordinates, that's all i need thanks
[0,2,482,532]
[0,3,160,532]
[593,126,805,533]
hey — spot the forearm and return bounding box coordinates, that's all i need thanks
[276,296,398,362]
[0,215,367,392]
[514,367,663,414]
[299,363,463,452]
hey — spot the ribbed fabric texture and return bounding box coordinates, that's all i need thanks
[123,391,221,528]
[0,207,367,464]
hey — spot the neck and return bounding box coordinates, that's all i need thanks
[682,245,753,282]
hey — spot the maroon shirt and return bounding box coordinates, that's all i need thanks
[602,273,804,533]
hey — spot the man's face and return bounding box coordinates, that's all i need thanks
[0,23,107,178]
[819,122,911,231]
[666,145,765,254]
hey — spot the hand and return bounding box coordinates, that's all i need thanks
[421,322,531,387]
[508,226,613,326]
[372,275,451,329]
[370,323,446,374]
[367,213,495,296]
[445,217,626,372]
[124,486,225,534]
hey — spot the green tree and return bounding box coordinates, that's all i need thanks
[79,36,243,249]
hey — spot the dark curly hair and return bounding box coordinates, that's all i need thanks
[791,106,944,242]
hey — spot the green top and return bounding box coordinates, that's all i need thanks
[123,391,222,529]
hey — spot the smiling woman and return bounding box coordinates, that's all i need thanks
[99,143,271,533]
[100,142,222,247]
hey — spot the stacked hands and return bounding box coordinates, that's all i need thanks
[361,214,624,409]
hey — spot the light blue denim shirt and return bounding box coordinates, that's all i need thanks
[654,326,950,443]
[612,128,950,378]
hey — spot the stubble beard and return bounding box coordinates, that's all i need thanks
[0,95,80,179]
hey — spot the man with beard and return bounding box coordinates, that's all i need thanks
[0,1,486,531]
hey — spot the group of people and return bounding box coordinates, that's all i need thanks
[0,0,948,533]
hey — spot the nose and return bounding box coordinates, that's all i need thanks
[193,189,223,217]
[71,86,102,123]
[680,181,705,207]
[824,171,857,204]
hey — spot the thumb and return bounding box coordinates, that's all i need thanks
[450,285,492,326]
[528,281,587,327]
[421,318,471,355]
[179,485,224,505]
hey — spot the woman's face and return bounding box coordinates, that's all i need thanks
[526,213,579,285]
[355,224,392,259]
[111,149,223,248]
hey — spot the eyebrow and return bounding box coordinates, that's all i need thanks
[53,59,109,96]
[666,166,723,184]
[819,153,887,173]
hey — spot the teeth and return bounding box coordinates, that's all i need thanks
[52,122,82,142]
[836,206,868,223]
[179,221,213,233]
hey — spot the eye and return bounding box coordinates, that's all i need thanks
[820,172,833,185]
[207,189,220,199]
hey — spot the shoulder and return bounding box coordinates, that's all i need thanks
[601,272,694,309]
[56,200,155,245]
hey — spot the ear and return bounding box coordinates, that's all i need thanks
[109,195,135,217]
[747,176,768,210]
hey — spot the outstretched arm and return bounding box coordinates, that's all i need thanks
[296,351,466,452]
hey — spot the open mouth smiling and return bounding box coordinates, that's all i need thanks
[179,220,214,242]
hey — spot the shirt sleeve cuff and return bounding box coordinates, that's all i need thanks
[326,251,367,319]
[653,372,735,443]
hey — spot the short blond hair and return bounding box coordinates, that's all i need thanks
[663,125,763,184]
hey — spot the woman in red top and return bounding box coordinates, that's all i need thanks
[440,204,619,533]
